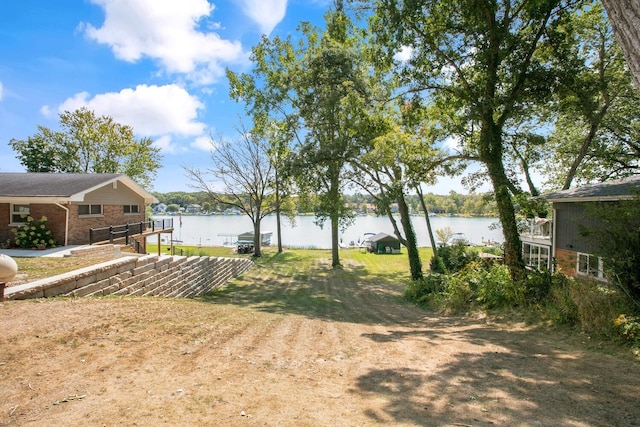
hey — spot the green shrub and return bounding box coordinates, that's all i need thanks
[476,263,523,308]
[613,314,640,348]
[444,273,474,312]
[545,275,580,325]
[430,241,479,273]
[12,216,56,248]
[522,268,553,305]
[404,274,446,305]
[568,279,630,335]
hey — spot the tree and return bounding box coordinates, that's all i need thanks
[9,107,161,188]
[288,2,379,268]
[166,204,180,213]
[351,100,463,280]
[227,29,301,255]
[184,125,275,257]
[230,1,375,268]
[581,197,640,307]
[542,3,640,189]
[371,0,586,276]
[601,0,640,96]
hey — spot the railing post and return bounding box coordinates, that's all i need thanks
[89,228,93,245]
[109,226,113,243]
[125,224,130,245]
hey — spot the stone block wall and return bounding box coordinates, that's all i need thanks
[4,255,253,300]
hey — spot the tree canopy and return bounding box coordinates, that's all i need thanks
[9,107,161,188]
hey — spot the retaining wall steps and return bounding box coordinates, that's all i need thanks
[4,254,253,301]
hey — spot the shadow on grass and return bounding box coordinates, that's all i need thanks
[198,250,431,326]
[353,324,640,426]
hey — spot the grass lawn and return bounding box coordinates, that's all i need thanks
[12,245,435,284]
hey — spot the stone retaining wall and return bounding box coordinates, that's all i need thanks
[5,255,253,300]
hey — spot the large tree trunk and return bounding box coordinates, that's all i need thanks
[397,192,423,280]
[329,170,341,268]
[480,121,524,276]
[253,214,262,258]
[601,0,640,96]
[275,168,283,253]
[416,186,445,273]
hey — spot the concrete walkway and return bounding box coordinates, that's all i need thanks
[0,245,85,258]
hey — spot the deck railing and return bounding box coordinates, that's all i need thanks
[519,217,552,240]
[89,218,174,245]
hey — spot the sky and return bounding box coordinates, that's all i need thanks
[0,0,479,195]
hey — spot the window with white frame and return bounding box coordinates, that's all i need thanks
[78,204,103,216]
[577,252,605,280]
[123,205,139,215]
[10,204,30,224]
[523,243,550,270]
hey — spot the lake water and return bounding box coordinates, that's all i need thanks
[153,214,503,248]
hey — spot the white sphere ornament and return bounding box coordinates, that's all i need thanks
[0,254,18,283]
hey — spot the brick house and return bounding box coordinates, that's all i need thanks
[0,173,158,248]
[521,175,640,280]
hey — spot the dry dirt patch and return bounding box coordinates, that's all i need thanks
[1,254,639,426]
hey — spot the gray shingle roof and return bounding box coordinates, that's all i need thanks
[0,173,123,197]
[543,175,640,202]
[370,232,399,242]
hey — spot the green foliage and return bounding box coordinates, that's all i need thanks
[565,279,630,336]
[581,199,640,304]
[403,274,447,305]
[521,268,553,305]
[542,3,640,188]
[474,263,524,308]
[429,241,479,274]
[407,258,634,337]
[9,107,161,188]
[545,274,580,325]
[12,216,56,248]
[613,315,640,348]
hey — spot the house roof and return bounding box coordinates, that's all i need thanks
[543,175,640,203]
[0,173,158,204]
[370,232,399,243]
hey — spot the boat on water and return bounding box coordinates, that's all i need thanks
[450,232,469,245]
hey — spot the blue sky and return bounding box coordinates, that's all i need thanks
[0,0,477,195]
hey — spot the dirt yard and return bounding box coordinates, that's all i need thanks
[1,254,639,426]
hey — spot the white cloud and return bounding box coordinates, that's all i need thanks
[0,81,4,101]
[443,135,462,153]
[239,0,287,35]
[51,84,206,138]
[153,135,187,154]
[40,105,54,118]
[82,0,246,83]
[191,135,214,151]
[394,46,414,63]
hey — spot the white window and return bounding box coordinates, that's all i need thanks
[78,204,103,216]
[523,243,550,270]
[123,205,139,215]
[577,252,605,280]
[10,204,30,224]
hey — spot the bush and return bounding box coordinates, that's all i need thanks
[430,241,479,274]
[522,268,553,305]
[545,275,580,325]
[12,216,56,248]
[476,263,523,308]
[613,314,640,348]
[569,279,630,336]
[404,274,447,305]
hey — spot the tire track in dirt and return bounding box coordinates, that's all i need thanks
[3,253,640,426]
